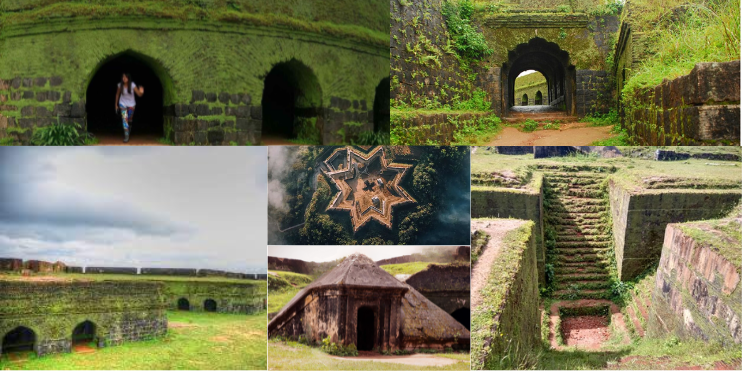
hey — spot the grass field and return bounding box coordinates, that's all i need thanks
[268,340,470,370]
[0,311,267,370]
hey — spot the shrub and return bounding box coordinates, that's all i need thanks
[521,119,538,132]
[352,130,390,145]
[320,337,358,356]
[31,123,84,146]
[442,0,493,60]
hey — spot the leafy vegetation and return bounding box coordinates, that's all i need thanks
[581,110,619,127]
[31,123,85,146]
[520,119,538,132]
[320,337,358,357]
[441,0,493,61]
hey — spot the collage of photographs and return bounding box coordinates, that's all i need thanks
[0,0,740,371]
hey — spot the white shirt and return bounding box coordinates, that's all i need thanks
[118,82,137,107]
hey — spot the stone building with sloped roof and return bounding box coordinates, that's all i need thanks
[268,254,469,351]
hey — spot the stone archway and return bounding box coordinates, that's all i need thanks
[71,321,96,347]
[85,50,173,142]
[177,298,190,311]
[2,326,36,355]
[535,90,543,105]
[451,307,470,331]
[261,59,323,144]
[373,77,390,133]
[356,307,375,351]
[501,38,576,115]
[204,299,217,312]
[522,94,529,106]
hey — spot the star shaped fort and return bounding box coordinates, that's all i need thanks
[322,146,416,232]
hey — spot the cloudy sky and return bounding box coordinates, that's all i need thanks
[0,147,267,273]
[268,245,456,263]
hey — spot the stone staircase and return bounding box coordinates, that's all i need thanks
[543,170,613,300]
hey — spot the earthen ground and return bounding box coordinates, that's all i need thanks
[72,343,97,354]
[561,315,610,350]
[94,133,166,146]
[261,135,295,146]
[329,351,462,366]
[549,299,630,351]
[470,219,527,308]
[487,124,614,146]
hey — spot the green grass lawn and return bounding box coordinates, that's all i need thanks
[0,311,267,370]
[268,340,470,370]
[379,262,433,276]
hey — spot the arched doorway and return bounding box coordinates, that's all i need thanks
[535,91,543,105]
[451,307,470,330]
[71,321,96,346]
[177,298,190,311]
[86,51,168,142]
[2,326,36,355]
[261,59,323,144]
[373,78,390,133]
[521,94,529,106]
[204,299,217,312]
[356,307,375,351]
[501,38,575,114]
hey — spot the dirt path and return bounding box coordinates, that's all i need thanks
[94,133,166,146]
[329,352,462,366]
[470,219,527,308]
[549,299,630,350]
[261,135,296,146]
[487,124,614,145]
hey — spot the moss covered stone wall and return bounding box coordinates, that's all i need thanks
[0,280,167,357]
[0,0,388,144]
[609,180,741,280]
[471,220,539,370]
[160,280,266,314]
[390,0,496,112]
[648,222,741,345]
[619,60,740,145]
[471,179,545,284]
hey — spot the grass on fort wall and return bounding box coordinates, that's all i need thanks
[621,0,740,95]
[268,339,470,370]
[470,149,742,191]
[379,262,433,276]
[0,311,267,370]
[0,272,261,285]
[267,270,312,314]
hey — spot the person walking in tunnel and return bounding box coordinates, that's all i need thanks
[115,73,144,143]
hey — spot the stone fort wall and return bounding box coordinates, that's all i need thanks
[0,0,388,145]
[0,280,167,357]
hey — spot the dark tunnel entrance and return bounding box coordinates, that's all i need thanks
[86,52,165,139]
[204,299,217,312]
[71,321,96,346]
[2,327,36,354]
[451,308,470,331]
[356,307,375,351]
[502,38,575,115]
[261,59,323,144]
[535,91,543,105]
[521,94,529,106]
[177,298,190,311]
[373,78,390,133]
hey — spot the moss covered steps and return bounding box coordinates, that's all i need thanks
[545,171,613,300]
